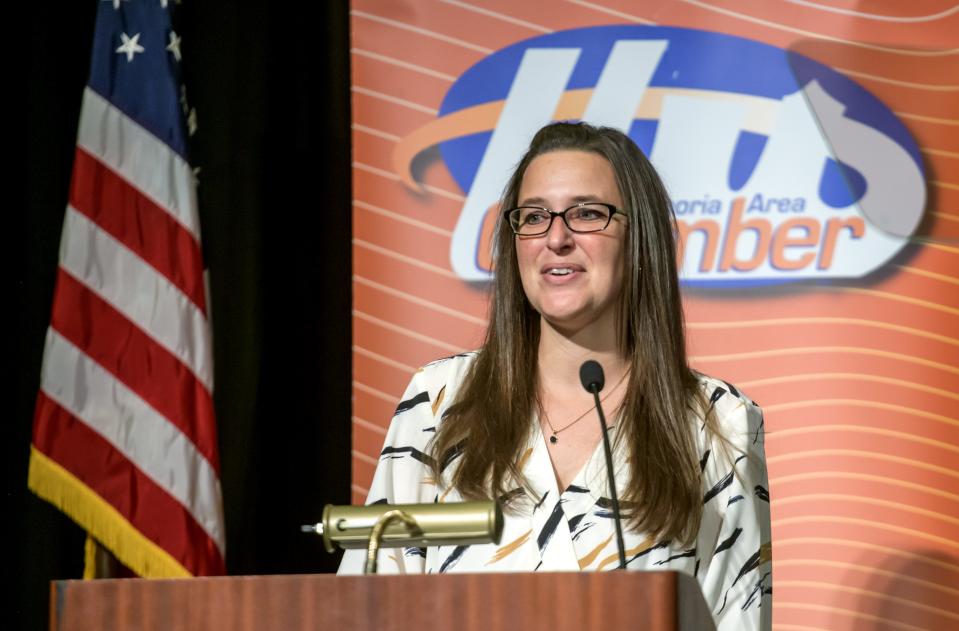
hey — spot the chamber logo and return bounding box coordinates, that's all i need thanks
[394,25,926,285]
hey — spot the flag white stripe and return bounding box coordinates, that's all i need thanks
[77,87,200,239]
[59,206,214,390]
[40,328,226,553]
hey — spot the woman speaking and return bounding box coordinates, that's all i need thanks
[339,122,772,631]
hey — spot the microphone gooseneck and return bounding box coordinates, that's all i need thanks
[579,360,627,570]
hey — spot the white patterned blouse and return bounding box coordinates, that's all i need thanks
[339,352,773,631]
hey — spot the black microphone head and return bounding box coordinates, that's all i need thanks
[579,360,605,393]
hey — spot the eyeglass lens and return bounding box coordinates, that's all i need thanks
[510,204,612,234]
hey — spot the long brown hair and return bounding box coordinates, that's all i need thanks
[429,121,716,545]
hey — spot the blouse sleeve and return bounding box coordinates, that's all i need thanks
[337,367,443,576]
[698,388,773,631]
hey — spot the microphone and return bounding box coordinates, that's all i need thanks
[579,360,605,392]
[580,360,627,570]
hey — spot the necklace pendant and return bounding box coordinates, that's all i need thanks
[549,434,558,444]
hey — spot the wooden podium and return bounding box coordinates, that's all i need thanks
[52,571,715,631]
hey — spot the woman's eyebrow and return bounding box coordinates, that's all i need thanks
[569,194,604,204]
[517,196,548,206]
[517,194,604,206]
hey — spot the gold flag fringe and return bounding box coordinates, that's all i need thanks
[28,446,191,579]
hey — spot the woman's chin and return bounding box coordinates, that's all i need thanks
[537,300,619,338]
[540,310,597,336]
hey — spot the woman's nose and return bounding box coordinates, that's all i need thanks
[545,214,574,252]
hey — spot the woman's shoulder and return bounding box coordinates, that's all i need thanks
[377,352,480,469]
[421,350,478,373]
[413,351,479,390]
[693,372,759,412]
[691,371,764,449]
[391,351,479,420]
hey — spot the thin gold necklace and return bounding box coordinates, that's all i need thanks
[541,371,628,444]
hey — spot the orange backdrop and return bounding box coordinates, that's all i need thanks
[349,2,959,629]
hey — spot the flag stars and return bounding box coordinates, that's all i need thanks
[179,84,191,115]
[167,31,182,61]
[179,85,199,136]
[116,32,145,62]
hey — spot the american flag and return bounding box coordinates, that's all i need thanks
[28,0,225,577]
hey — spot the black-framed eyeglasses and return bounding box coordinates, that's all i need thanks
[503,202,626,236]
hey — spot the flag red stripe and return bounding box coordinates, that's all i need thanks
[32,392,225,575]
[51,268,220,471]
[69,147,207,315]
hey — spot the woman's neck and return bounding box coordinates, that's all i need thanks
[537,316,629,397]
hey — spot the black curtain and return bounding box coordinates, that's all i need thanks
[12,2,352,628]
